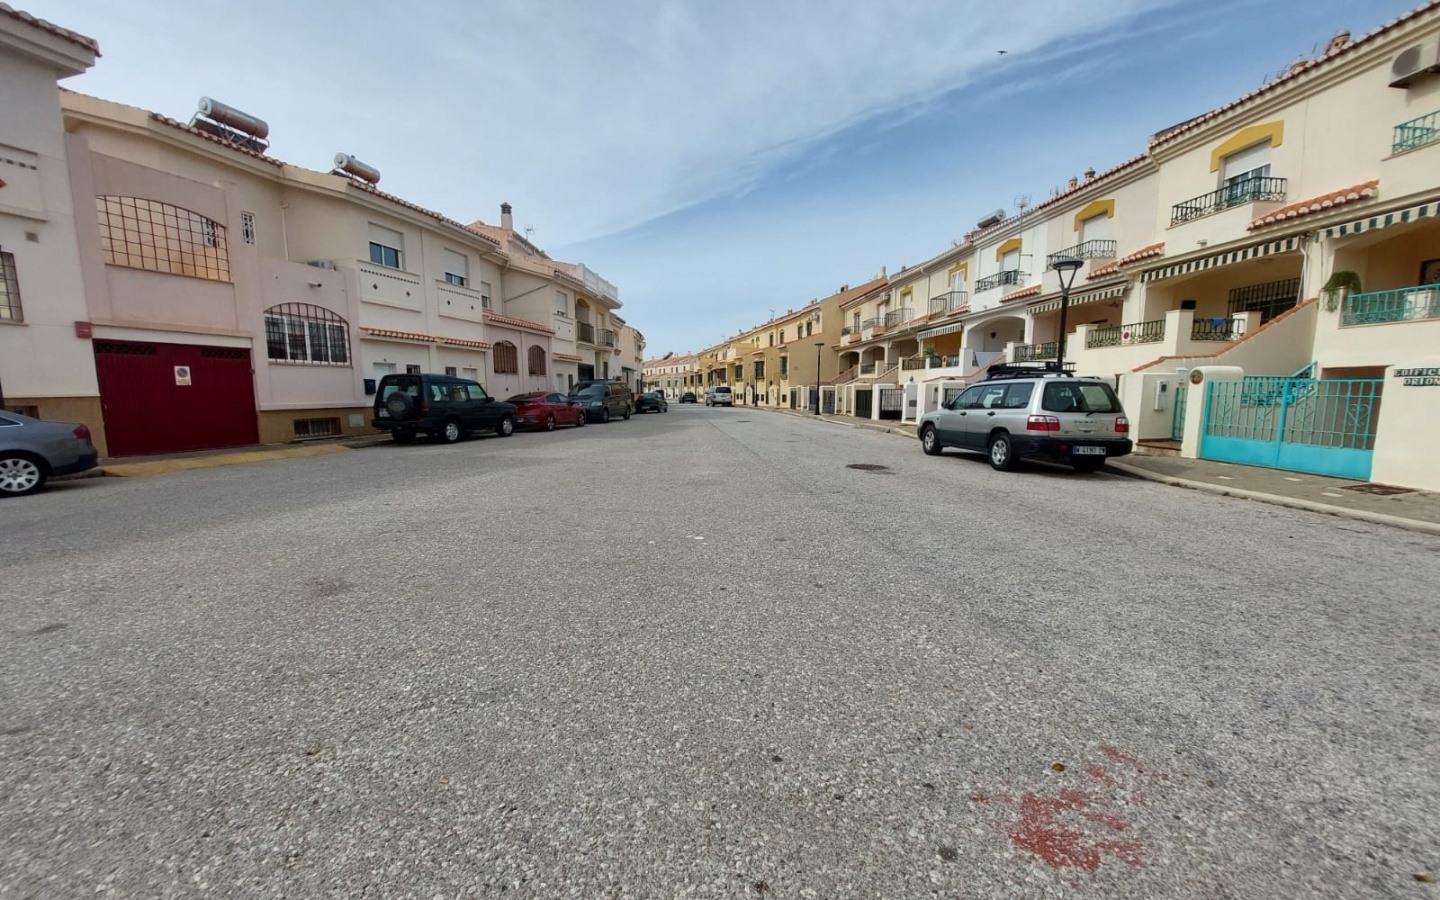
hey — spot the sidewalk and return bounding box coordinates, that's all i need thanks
[88,435,390,479]
[759,405,1440,536]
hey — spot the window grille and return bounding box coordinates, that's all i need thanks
[96,196,231,281]
[528,345,546,376]
[263,303,350,365]
[0,250,22,322]
[494,341,519,374]
[293,417,341,438]
[241,211,256,245]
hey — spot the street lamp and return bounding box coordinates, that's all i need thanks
[1050,257,1084,370]
[814,341,826,414]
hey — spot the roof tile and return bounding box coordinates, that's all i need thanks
[1248,180,1379,230]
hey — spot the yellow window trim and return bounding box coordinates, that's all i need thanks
[1209,120,1284,173]
[995,238,1022,261]
[899,286,913,298]
[947,261,968,278]
[1072,199,1114,231]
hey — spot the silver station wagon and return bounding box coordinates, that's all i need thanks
[918,364,1133,472]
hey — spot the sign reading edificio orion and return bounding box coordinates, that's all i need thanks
[1395,367,1440,386]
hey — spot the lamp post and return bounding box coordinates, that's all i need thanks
[813,341,825,414]
[1050,257,1084,370]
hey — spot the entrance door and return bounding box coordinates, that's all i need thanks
[94,340,259,457]
[1201,376,1381,480]
[855,389,872,418]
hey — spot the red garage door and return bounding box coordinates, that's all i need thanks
[94,340,259,457]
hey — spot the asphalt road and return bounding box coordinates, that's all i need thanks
[2,405,1437,899]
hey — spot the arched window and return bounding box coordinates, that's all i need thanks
[528,345,546,376]
[263,304,350,365]
[494,341,519,374]
[96,196,230,282]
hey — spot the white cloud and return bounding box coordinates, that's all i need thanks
[44,0,1170,245]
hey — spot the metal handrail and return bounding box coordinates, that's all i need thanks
[577,322,595,343]
[901,355,927,370]
[1342,283,1440,325]
[1393,110,1440,154]
[1191,317,1236,341]
[1046,240,1118,268]
[1087,319,1165,348]
[1014,341,1058,361]
[928,291,968,315]
[882,308,915,328]
[975,270,1025,292]
[1171,176,1287,226]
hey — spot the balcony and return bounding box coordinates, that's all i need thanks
[1086,319,1165,348]
[1191,317,1237,342]
[1228,277,1301,323]
[577,322,596,344]
[1171,176,1287,226]
[1046,240,1118,268]
[882,308,915,327]
[1342,283,1440,325]
[975,270,1025,292]
[1393,110,1440,155]
[1013,341,1058,361]
[928,291,968,315]
[601,329,617,347]
[859,363,878,375]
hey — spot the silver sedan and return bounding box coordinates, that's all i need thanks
[0,411,100,497]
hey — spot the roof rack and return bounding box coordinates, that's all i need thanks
[984,362,1076,381]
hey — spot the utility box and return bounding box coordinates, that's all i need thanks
[1153,380,1170,411]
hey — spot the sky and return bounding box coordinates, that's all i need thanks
[32,0,1426,356]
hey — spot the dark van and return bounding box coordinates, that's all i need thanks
[372,373,517,444]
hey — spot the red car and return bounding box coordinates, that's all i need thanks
[506,392,587,431]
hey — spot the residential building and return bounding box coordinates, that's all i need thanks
[0,8,100,439]
[643,353,694,398]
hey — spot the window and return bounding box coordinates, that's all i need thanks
[1079,213,1114,244]
[480,281,492,309]
[263,303,350,365]
[1221,142,1271,187]
[96,196,231,282]
[1042,382,1121,413]
[1002,383,1034,409]
[779,329,785,343]
[754,361,765,380]
[494,341,518,374]
[444,366,457,376]
[240,211,257,245]
[0,250,22,322]
[466,383,491,401]
[779,357,789,376]
[806,320,813,337]
[852,311,861,329]
[769,333,775,346]
[1001,249,1020,271]
[555,290,568,316]
[293,417,340,438]
[442,249,468,286]
[528,345,547,376]
[462,367,479,381]
[367,223,403,269]
[406,364,421,375]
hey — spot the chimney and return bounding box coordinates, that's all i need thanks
[1068,176,1079,191]
[501,202,513,231]
[1084,168,1097,182]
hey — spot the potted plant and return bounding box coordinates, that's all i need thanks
[1322,271,1361,312]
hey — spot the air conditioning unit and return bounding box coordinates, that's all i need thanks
[306,259,336,270]
[1231,315,1248,337]
[1389,37,1440,88]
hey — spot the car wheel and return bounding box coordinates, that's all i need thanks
[440,419,463,444]
[623,406,631,420]
[576,413,586,428]
[496,415,515,437]
[392,431,416,444]
[1073,458,1106,474]
[0,452,48,497]
[601,408,611,423]
[920,425,943,456]
[545,414,556,431]
[988,432,1017,471]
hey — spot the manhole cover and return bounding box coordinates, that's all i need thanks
[846,463,891,472]
[1341,483,1415,496]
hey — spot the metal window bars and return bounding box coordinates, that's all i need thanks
[1170,177,1288,226]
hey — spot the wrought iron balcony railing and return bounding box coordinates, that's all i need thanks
[975,270,1025,292]
[841,326,854,335]
[1228,277,1300,323]
[600,330,617,347]
[1342,283,1440,325]
[1087,319,1165,348]
[1191,317,1237,342]
[860,317,880,331]
[1046,240,1118,268]
[1013,341,1058,361]
[882,308,914,328]
[1393,110,1440,155]
[859,362,878,375]
[576,322,595,343]
[1170,176,1287,226]
[928,291,968,315]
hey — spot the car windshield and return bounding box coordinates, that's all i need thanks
[507,393,544,403]
[1042,382,1122,414]
[572,385,605,396]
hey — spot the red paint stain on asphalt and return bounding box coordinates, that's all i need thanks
[1101,744,1145,770]
[1084,765,1116,786]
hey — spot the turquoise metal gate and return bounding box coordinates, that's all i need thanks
[1201,376,1382,480]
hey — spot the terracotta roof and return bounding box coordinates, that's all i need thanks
[0,3,99,54]
[148,113,285,167]
[483,311,554,334]
[971,154,1150,240]
[439,336,491,350]
[351,182,500,245]
[1002,284,1044,303]
[1150,2,1440,149]
[1117,243,1166,267]
[1248,180,1380,230]
[360,327,437,343]
[1131,297,1318,371]
[1087,261,1122,280]
[554,352,583,362]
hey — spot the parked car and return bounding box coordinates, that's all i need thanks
[635,391,668,413]
[372,373,516,443]
[506,392,586,431]
[679,392,697,404]
[705,386,734,407]
[917,364,1132,472]
[0,411,99,497]
[570,381,633,423]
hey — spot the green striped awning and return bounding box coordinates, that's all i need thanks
[1140,236,1301,283]
[1324,200,1435,238]
[1028,283,1128,314]
[917,322,964,340]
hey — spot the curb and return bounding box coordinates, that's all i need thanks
[100,442,354,478]
[1107,461,1440,537]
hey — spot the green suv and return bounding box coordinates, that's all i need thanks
[372,373,517,444]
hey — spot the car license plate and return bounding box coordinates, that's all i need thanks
[377,409,390,418]
[1074,446,1106,456]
